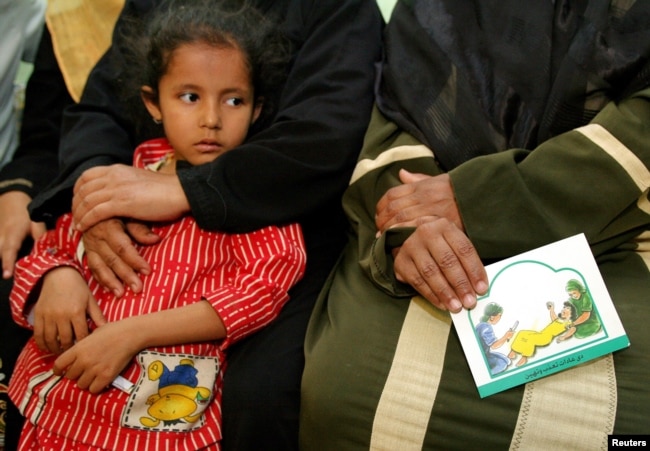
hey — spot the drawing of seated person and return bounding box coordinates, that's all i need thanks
[475,302,514,375]
[508,301,578,367]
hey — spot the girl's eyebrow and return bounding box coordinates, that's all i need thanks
[221,86,252,95]
[173,83,202,91]
[172,83,252,95]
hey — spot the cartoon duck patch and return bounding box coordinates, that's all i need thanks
[122,351,219,432]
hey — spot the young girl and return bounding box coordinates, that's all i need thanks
[8,1,303,449]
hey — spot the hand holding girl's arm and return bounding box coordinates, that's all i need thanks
[81,218,158,297]
[72,164,190,232]
[71,165,185,296]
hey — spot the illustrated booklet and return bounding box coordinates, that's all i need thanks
[451,233,629,398]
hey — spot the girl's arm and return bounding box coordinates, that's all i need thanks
[10,213,102,353]
[203,223,306,347]
[53,299,224,394]
[54,223,306,393]
[127,299,226,346]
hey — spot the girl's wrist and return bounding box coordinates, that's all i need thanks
[112,316,150,354]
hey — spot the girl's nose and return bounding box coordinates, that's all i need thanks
[201,104,222,129]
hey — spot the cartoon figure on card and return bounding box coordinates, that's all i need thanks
[475,303,515,375]
[565,279,601,338]
[139,358,212,428]
[508,301,578,366]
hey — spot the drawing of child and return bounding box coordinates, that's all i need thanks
[508,301,577,366]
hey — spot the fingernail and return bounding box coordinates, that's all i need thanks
[476,280,488,294]
[464,294,477,308]
[449,298,462,312]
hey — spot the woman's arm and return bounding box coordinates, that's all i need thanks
[450,89,650,260]
[29,0,383,232]
[0,27,74,274]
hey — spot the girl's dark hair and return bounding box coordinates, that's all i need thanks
[562,301,578,321]
[118,0,291,136]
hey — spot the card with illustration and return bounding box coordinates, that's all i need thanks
[451,233,629,398]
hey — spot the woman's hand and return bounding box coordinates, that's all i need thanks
[376,169,487,312]
[82,219,159,297]
[72,164,190,232]
[375,170,464,234]
[72,164,189,295]
[0,191,46,278]
[392,216,487,313]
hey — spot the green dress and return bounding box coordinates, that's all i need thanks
[571,292,602,339]
[301,1,650,448]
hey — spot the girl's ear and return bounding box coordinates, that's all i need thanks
[141,86,162,122]
[252,97,264,123]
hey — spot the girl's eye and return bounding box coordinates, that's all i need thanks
[226,97,243,106]
[180,93,199,103]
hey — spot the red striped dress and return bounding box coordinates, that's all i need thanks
[8,138,306,450]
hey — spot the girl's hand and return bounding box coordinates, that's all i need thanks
[32,267,106,354]
[52,319,140,394]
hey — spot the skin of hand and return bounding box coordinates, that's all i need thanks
[376,169,488,312]
[71,164,187,295]
[32,266,106,354]
[392,216,487,312]
[52,319,141,394]
[53,300,225,394]
[375,169,465,233]
[0,191,46,278]
[72,164,190,232]
[82,218,160,297]
[491,329,514,349]
[573,311,590,326]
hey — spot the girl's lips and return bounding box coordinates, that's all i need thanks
[194,141,223,153]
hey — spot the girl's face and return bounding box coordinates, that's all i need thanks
[142,42,261,167]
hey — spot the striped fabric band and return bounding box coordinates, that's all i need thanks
[370,296,450,450]
[369,298,617,449]
[350,145,434,185]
